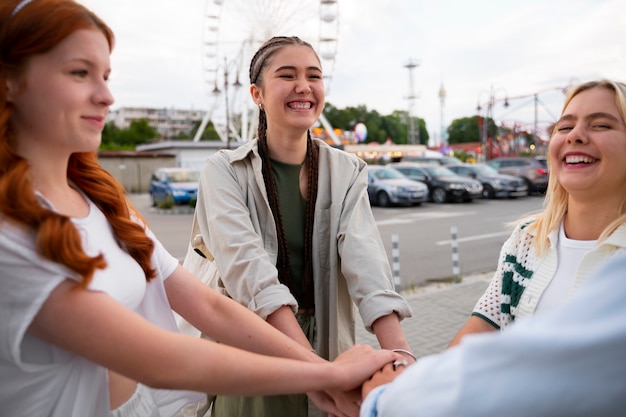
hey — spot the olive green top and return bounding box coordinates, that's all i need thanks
[270,158,307,304]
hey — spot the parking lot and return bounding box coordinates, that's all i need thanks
[131,192,543,288]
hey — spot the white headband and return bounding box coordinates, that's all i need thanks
[11,0,35,17]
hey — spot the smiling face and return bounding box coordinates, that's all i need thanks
[550,86,626,201]
[250,44,324,137]
[7,28,114,161]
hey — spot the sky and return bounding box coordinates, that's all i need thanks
[79,0,626,145]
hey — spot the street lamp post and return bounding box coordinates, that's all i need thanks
[504,86,567,146]
[473,84,570,157]
[217,58,242,148]
[477,85,508,161]
[194,57,242,144]
[223,58,230,149]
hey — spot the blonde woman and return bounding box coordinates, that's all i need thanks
[449,79,626,346]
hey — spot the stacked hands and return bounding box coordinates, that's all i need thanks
[362,348,415,400]
[313,346,415,417]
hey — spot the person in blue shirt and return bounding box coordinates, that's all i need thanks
[361,249,626,417]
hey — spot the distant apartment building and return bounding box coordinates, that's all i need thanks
[107,107,206,139]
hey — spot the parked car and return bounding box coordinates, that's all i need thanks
[486,156,549,195]
[401,155,462,166]
[447,163,528,199]
[389,162,483,204]
[366,165,429,207]
[149,167,200,206]
[535,155,548,170]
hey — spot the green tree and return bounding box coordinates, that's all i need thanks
[364,110,385,143]
[99,119,157,150]
[323,102,359,130]
[387,111,428,145]
[101,121,120,148]
[322,103,428,145]
[447,115,496,144]
[417,118,428,145]
[118,119,157,147]
[382,111,408,144]
[189,120,221,141]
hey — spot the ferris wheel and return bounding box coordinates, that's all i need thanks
[193,0,340,143]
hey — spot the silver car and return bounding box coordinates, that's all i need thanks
[388,162,483,204]
[487,157,549,195]
[367,165,429,207]
[448,163,528,199]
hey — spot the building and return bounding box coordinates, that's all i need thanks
[107,107,206,139]
[101,106,429,191]
[344,143,427,164]
[98,141,234,194]
[135,140,238,171]
[98,150,176,194]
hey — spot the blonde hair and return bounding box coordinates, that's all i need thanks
[527,79,626,254]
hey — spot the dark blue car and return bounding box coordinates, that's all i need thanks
[149,167,200,206]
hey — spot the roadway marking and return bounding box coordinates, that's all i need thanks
[436,231,511,246]
[376,211,473,226]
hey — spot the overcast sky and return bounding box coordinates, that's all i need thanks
[80,0,626,145]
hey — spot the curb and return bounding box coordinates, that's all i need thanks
[400,270,493,297]
[150,207,195,215]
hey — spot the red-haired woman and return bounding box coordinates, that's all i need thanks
[0,2,399,416]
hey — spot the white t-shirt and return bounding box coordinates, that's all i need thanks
[0,197,203,417]
[535,223,597,314]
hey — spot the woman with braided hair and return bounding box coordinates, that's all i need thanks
[180,36,414,417]
[0,2,402,416]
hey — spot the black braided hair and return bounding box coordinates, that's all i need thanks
[251,36,320,310]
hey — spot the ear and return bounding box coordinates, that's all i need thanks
[250,84,262,105]
[4,77,18,103]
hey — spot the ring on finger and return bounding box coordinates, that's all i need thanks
[392,360,408,370]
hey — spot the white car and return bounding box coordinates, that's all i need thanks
[366,165,429,207]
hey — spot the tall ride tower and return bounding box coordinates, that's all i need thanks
[404,59,420,145]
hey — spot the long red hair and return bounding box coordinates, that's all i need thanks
[0,0,156,287]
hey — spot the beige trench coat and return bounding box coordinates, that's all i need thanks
[178,138,412,361]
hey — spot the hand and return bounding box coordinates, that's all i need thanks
[326,387,362,417]
[307,388,362,417]
[362,361,407,399]
[307,390,344,417]
[330,344,401,391]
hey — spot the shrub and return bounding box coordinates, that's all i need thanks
[158,195,175,209]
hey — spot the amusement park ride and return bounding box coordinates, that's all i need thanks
[193,0,341,146]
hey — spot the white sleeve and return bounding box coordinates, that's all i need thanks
[0,222,78,367]
[145,226,179,281]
